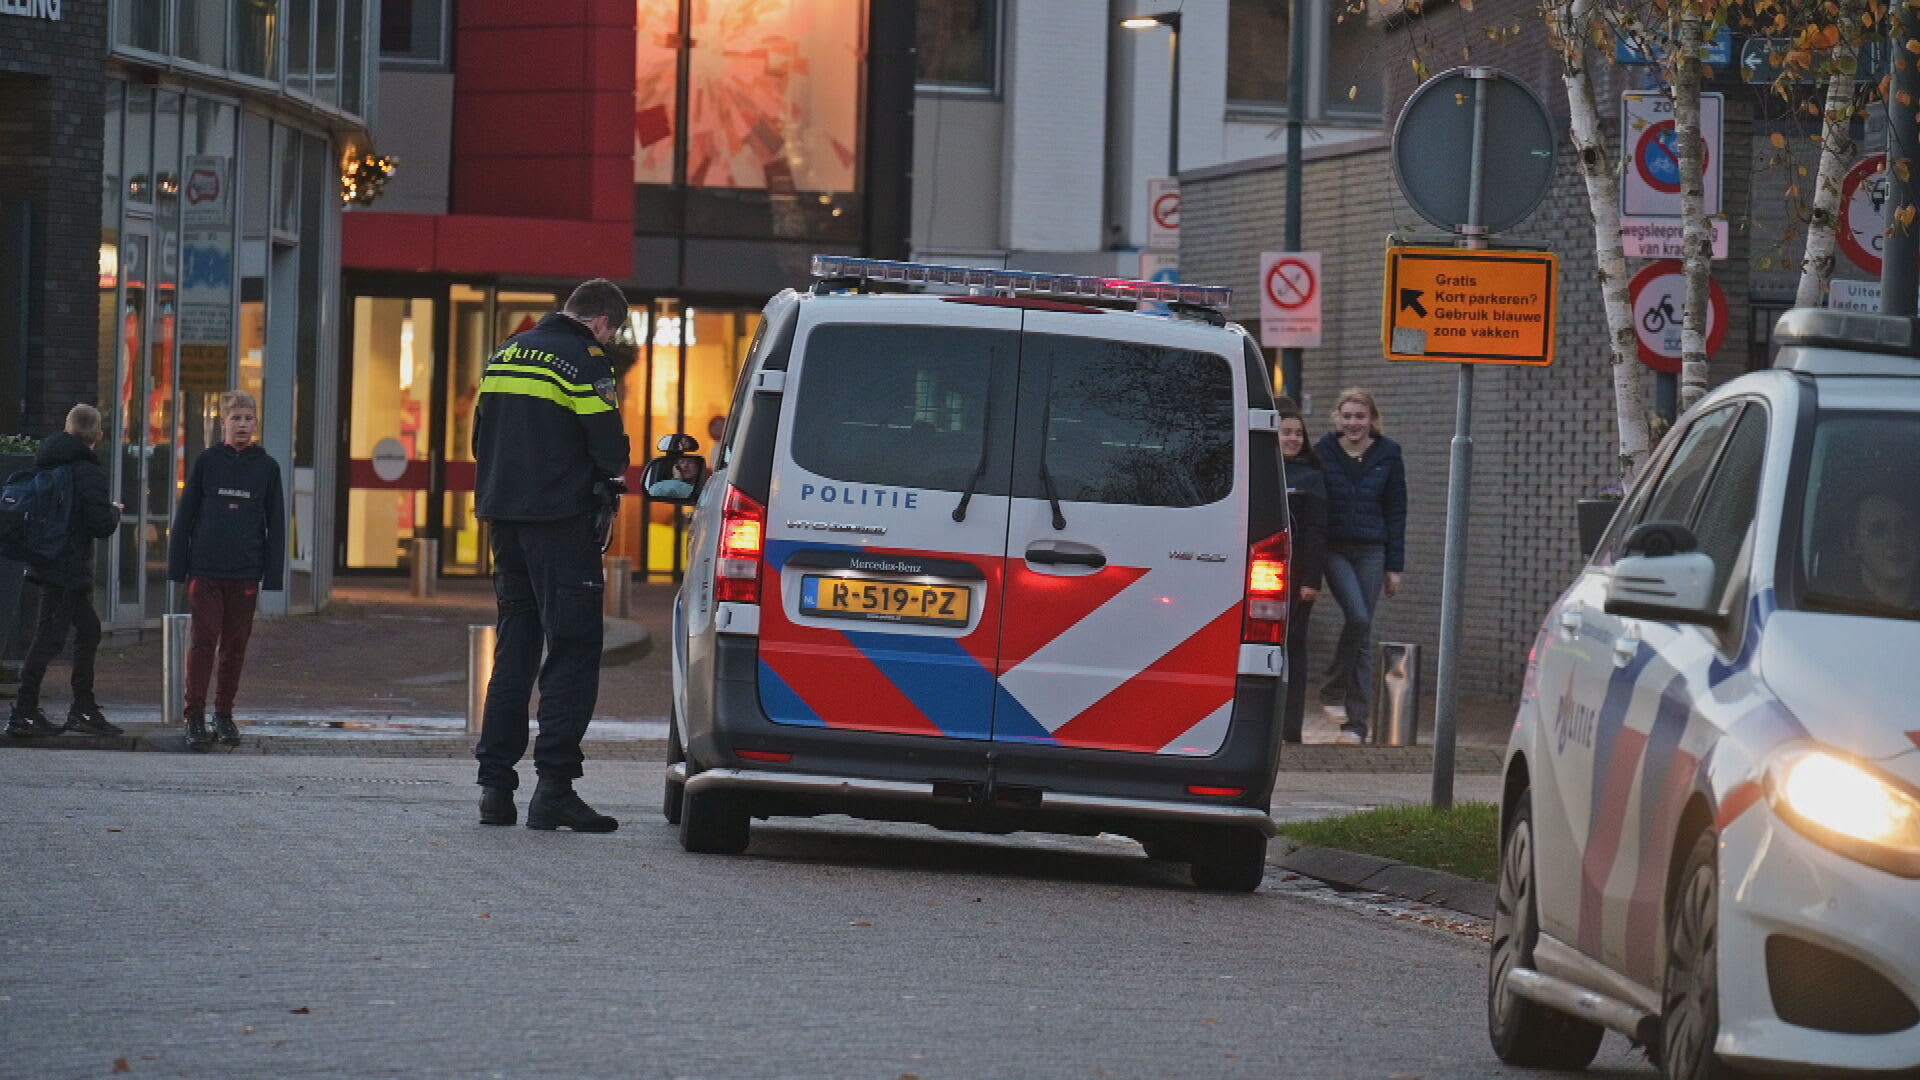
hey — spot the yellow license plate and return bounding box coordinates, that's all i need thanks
[801,575,971,626]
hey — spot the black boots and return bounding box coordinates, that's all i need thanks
[5,706,63,738]
[479,786,516,826]
[65,705,124,737]
[525,777,618,833]
[185,709,212,750]
[212,713,241,747]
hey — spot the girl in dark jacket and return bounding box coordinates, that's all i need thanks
[1277,399,1326,744]
[1315,388,1408,743]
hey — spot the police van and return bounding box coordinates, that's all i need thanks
[638,256,1291,891]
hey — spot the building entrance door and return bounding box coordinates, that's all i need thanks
[344,295,437,570]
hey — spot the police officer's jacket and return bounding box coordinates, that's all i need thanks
[473,312,630,522]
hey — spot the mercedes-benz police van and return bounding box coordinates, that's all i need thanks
[638,257,1292,891]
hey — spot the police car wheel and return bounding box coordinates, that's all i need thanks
[662,712,685,826]
[679,785,751,855]
[1188,828,1267,892]
[1488,796,1605,1069]
[1658,829,1753,1080]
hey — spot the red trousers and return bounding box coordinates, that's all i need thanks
[185,576,260,715]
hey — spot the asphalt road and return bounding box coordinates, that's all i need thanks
[0,750,1655,1080]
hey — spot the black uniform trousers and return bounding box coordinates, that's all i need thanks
[18,582,102,712]
[474,513,605,789]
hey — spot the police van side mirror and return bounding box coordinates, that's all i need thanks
[641,454,707,505]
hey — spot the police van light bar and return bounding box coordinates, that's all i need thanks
[810,255,1233,309]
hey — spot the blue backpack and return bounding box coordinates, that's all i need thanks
[0,465,75,567]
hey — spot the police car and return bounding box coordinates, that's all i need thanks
[1488,308,1920,1078]
[638,256,1292,891]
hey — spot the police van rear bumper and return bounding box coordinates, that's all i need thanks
[668,764,1277,835]
[681,637,1284,836]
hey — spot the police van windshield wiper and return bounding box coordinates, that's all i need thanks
[951,391,995,523]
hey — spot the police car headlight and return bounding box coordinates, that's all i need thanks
[1768,749,1920,875]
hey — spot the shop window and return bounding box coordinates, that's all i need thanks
[341,0,367,115]
[315,0,341,104]
[916,0,997,92]
[274,126,301,238]
[379,0,447,66]
[176,0,227,67]
[124,84,153,211]
[347,297,436,569]
[1325,0,1385,117]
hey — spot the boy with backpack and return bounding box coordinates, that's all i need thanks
[167,390,284,749]
[3,404,123,738]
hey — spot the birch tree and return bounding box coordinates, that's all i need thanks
[1548,0,1656,478]
[1669,7,1715,410]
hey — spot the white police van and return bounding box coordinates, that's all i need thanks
[1488,308,1920,1078]
[638,257,1292,890]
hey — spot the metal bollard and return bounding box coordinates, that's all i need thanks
[466,624,495,735]
[1372,642,1423,747]
[161,613,191,726]
[603,556,632,619]
[409,537,439,598]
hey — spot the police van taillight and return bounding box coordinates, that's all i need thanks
[716,486,766,605]
[1242,530,1290,645]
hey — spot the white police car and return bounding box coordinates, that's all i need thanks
[1488,308,1920,1078]
[637,257,1294,891]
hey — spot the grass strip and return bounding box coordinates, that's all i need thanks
[1278,801,1501,883]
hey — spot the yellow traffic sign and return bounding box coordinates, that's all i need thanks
[1383,247,1558,366]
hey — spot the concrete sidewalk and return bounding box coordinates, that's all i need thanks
[5,574,1520,771]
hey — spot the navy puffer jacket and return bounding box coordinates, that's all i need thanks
[1316,432,1408,573]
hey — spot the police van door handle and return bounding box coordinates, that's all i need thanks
[1025,547,1106,569]
[1558,603,1583,636]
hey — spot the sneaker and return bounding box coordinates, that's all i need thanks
[65,705,124,737]
[212,713,241,747]
[185,710,212,751]
[5,707,64,738]
[1336,726,1367,746]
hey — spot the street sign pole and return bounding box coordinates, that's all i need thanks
[1430,69,1495,811]
[1280,0,1310,398]
[1884,5,1920,316]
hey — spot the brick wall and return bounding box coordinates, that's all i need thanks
[0,1,107,436]
[1182,0,1762,706]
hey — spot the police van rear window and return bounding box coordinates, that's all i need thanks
[789,324,1015,495]
[1026,335,1235,508]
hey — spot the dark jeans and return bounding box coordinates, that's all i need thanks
[1322,543,1387,736]
[17,582,100,712]
[1281,597,1315,742]
[185,576,260,714]
[474,514,605,790]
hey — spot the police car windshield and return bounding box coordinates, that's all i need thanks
[1795,411,1920,622]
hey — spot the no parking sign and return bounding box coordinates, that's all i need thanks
[1622,92,1723,217]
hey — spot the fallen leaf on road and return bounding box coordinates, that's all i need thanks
[289,1007,310,1015]
[850,920,873,927]
[107,828,123,833]
[476,913,492,919]
[112,1059,130,1073]
[1201,1018,1219,1025]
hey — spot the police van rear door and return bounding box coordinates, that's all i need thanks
[993,311,1248,755]
[754,301,1018,740]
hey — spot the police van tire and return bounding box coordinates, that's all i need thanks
[1488,797,1605,1069]
[662,713,685,826]
[679,786,750,855]
[1188,828,1267,892]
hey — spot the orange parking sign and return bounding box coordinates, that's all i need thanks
[1382,247,1557,367]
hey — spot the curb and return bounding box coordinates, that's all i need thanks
[1268,840,1495,919]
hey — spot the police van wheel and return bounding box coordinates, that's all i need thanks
[662,714,685,826]
[1188,828,1267,892]
[679,786,750,855]
[1488,796,1605,1069]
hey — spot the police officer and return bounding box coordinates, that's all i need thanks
[473,278,630,831]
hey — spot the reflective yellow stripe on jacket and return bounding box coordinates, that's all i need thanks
[476,363,614,416]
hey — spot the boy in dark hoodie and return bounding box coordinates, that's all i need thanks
[5,404,123,738]
[168,390,285,749]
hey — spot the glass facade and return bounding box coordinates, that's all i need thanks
[98,0,375,625]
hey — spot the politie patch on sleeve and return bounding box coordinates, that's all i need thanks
[595,378,618,405]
